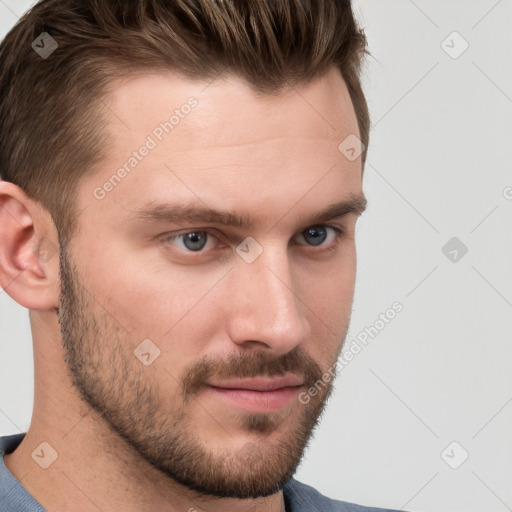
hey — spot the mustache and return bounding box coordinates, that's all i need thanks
[180,346,328,399]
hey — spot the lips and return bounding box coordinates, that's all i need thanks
[205,375,305,413]
[208,375,304,392]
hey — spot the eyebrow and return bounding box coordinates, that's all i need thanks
[127,194,367,231]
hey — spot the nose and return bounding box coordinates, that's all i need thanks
[225,241,311,355]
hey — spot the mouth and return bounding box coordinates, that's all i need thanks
[205,375,305,413]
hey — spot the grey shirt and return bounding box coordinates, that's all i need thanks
[1,433,402,511]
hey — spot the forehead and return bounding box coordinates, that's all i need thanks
[78,69,362,230]
[101,68,359,148]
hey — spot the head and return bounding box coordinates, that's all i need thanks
[0,0,369,500]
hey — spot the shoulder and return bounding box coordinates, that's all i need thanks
[282,478,404,512]
[0,433,25,452]
[1,433,46,512]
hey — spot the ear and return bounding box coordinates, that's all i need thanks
[0,180,60,310]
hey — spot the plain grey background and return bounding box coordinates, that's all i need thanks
[1,1,511,511]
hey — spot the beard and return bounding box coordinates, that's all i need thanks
[56,244,343,499]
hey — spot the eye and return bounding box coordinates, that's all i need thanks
[163,230,218,252]
[161,224,344,255]
[295,225,343,247]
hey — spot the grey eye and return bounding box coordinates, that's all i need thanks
[180,231,209,251]
[301,226,328,246]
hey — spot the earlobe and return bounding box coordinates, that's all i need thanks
[0,180,60,310]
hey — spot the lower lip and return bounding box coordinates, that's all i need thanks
[205,386,302,413]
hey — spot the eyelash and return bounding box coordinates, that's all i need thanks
[161,225,345,256]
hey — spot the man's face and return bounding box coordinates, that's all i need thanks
[57,68,364,498]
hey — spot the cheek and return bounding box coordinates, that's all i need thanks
[82,240,226,334]
[80,260,223,382]
[299,244,356,312]
[305,248,356,351]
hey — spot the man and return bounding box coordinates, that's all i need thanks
[0,1,403,510]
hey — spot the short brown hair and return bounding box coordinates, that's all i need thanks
[0,0,370,244]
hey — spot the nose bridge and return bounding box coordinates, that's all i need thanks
[227,240,310,351]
